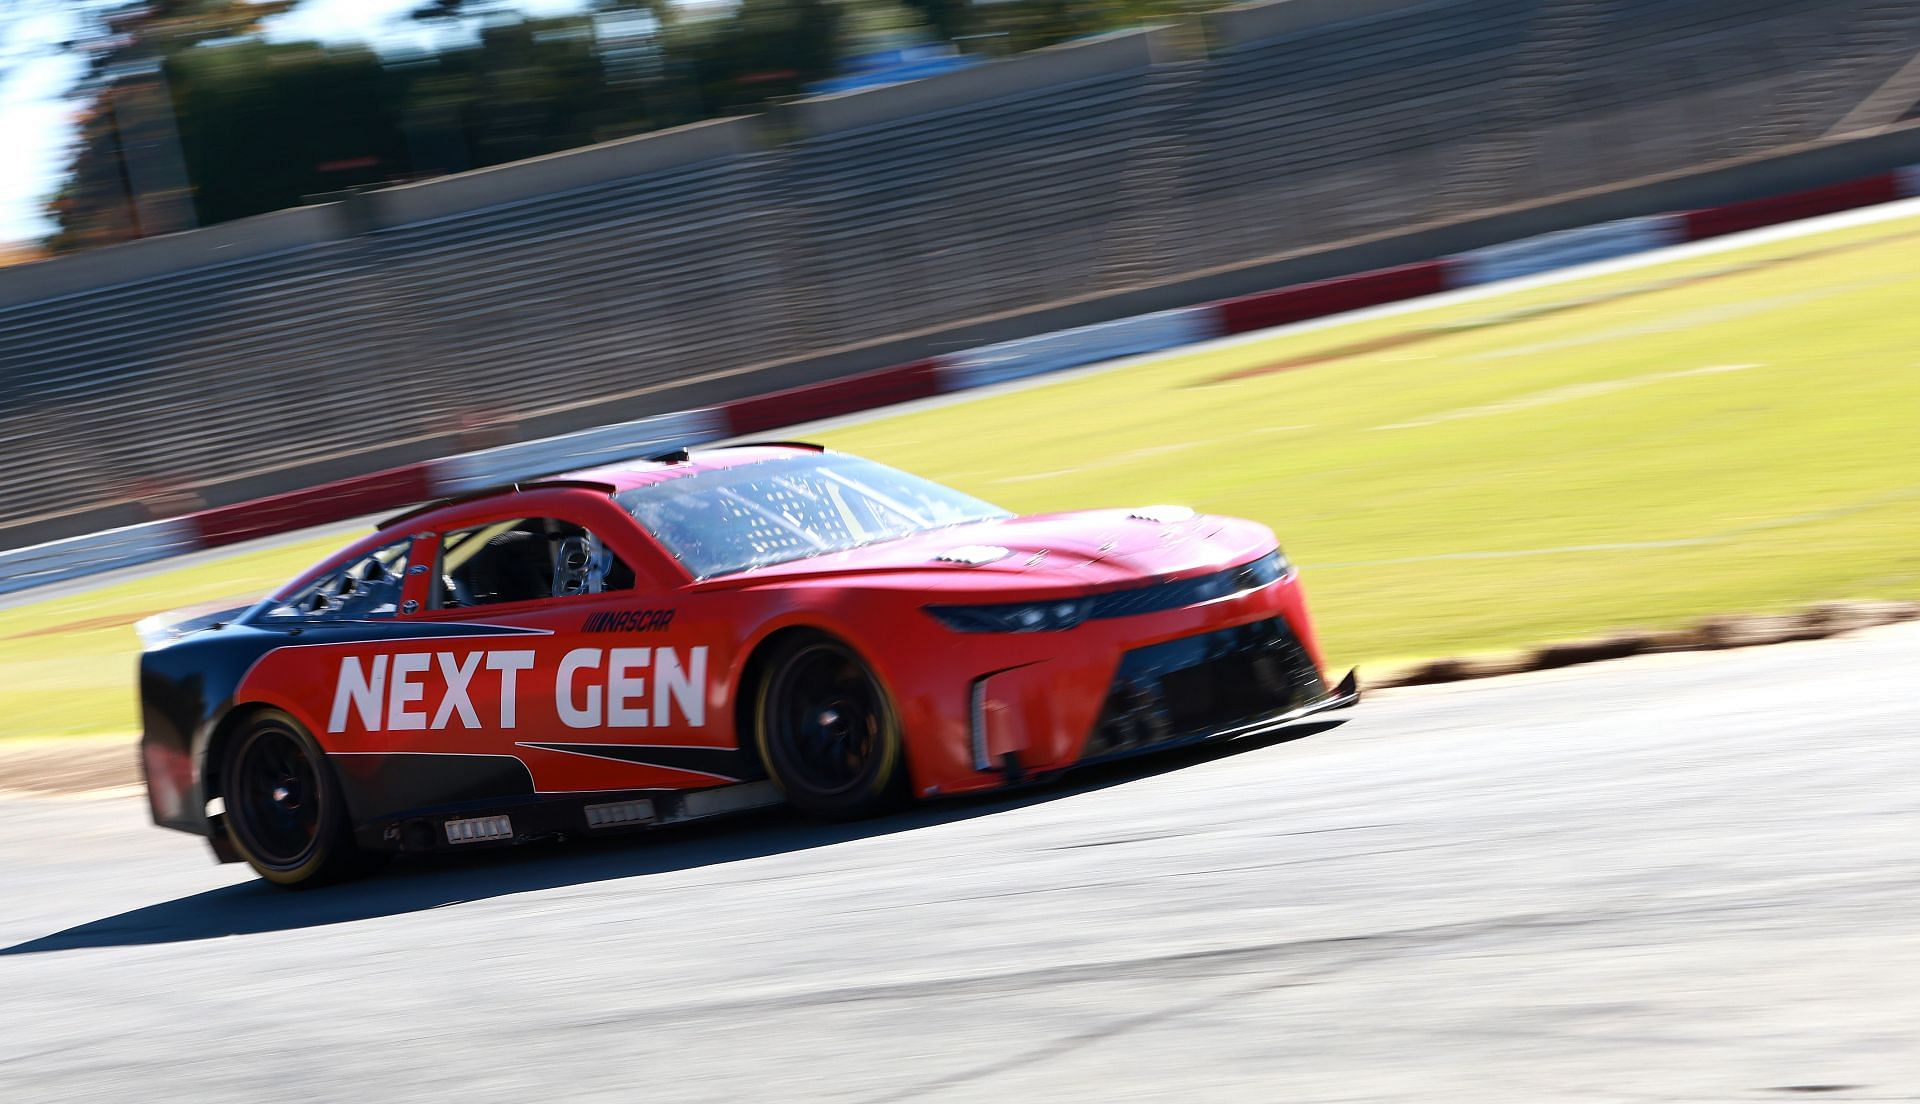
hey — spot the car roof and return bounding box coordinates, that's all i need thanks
[375,442,824,529]
[561,442,823,492]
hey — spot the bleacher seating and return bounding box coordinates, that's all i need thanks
[780,66,1167,349]
[1177,0,1920,270]
[0,244,385,525]
[2,0,1916,535]
[365,154,790,426]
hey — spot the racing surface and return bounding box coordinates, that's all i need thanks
[4,623,1918,1102]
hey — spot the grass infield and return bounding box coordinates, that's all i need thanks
[4,210,1917,740]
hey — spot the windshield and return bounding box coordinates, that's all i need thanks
[260,539,412,621]
[616,454,1010,579]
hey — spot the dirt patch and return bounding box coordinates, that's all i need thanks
[1,613,151,641]
[1193,227,1920,387]
[1204,331,1435,383]
[0,738,141,797]
[1,595,255,642]
[1372,599,1920,689]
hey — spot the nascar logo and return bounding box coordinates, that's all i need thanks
[327,647,708,733]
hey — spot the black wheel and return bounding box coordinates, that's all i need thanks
[220,709,378,888]
[753,635,907,819]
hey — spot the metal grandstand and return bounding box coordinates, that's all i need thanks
[2,0,1917,543]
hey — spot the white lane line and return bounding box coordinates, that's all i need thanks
[985,426,1315,485]
[987,441,1198,484]
[1374,363,1759,431]
[751,195,1920,442]
[1310,482,1920,570]
[1317,537,1731,568]
[1470,272,1914,362]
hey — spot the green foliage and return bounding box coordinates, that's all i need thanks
[898,0,968,42]
[53,1,877,238]
[56,13,693,233]
[841,0,934,54]
[170,43,409,220]
[48,0,300,250]
[669,0,843,115]
[71,0,303,79]
[400,19,661,174]
[44,0,1241,248]
[957,0,1208,56]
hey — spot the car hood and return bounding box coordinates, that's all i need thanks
[703,508,1277,591]
[135,601,257,649]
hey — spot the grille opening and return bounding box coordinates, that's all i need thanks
[1086,618,1324,759]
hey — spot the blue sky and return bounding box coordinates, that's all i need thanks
[0,3,84,243]
[0,0,591,244]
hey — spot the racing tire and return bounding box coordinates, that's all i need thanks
[753,634,907,820]
[220,709,382,889]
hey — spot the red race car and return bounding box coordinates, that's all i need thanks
[139,443,1358,886]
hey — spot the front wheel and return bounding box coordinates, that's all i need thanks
[753,635,907,819]
[220,709,379,888]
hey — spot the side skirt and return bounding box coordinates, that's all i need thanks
[351,780,786,853]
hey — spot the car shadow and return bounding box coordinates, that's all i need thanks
[3,719,1347,956]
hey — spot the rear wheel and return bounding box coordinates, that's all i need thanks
[221,709,378,888]
[754,635,906,819]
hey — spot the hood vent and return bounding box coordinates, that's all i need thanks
[933,545,1011,566]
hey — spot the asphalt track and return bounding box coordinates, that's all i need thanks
[3,622,1916,1102]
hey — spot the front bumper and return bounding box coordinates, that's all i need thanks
[909,567,1356,796]
[1078,617,1359,767]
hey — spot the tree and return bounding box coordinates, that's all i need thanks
[898,0,967,43]
[48,1,298,250]
[668,0,842,116]
[170,42,410,223]
[840,0,935,57]
[36,0,1232,253]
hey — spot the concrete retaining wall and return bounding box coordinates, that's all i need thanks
[1450,215,1685,287]
[941,308,1216,391]
[0,519,196,597]
[431,410,727,495]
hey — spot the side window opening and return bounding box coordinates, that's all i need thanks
[436,518,634,609]
[266,540,412,621]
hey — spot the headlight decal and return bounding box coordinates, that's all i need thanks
[927,550,1288,632]
[928,598,1092,633]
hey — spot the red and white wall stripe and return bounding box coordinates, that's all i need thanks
[3,166,1916,596]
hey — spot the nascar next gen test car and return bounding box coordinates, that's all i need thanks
[140,444,1359,886]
